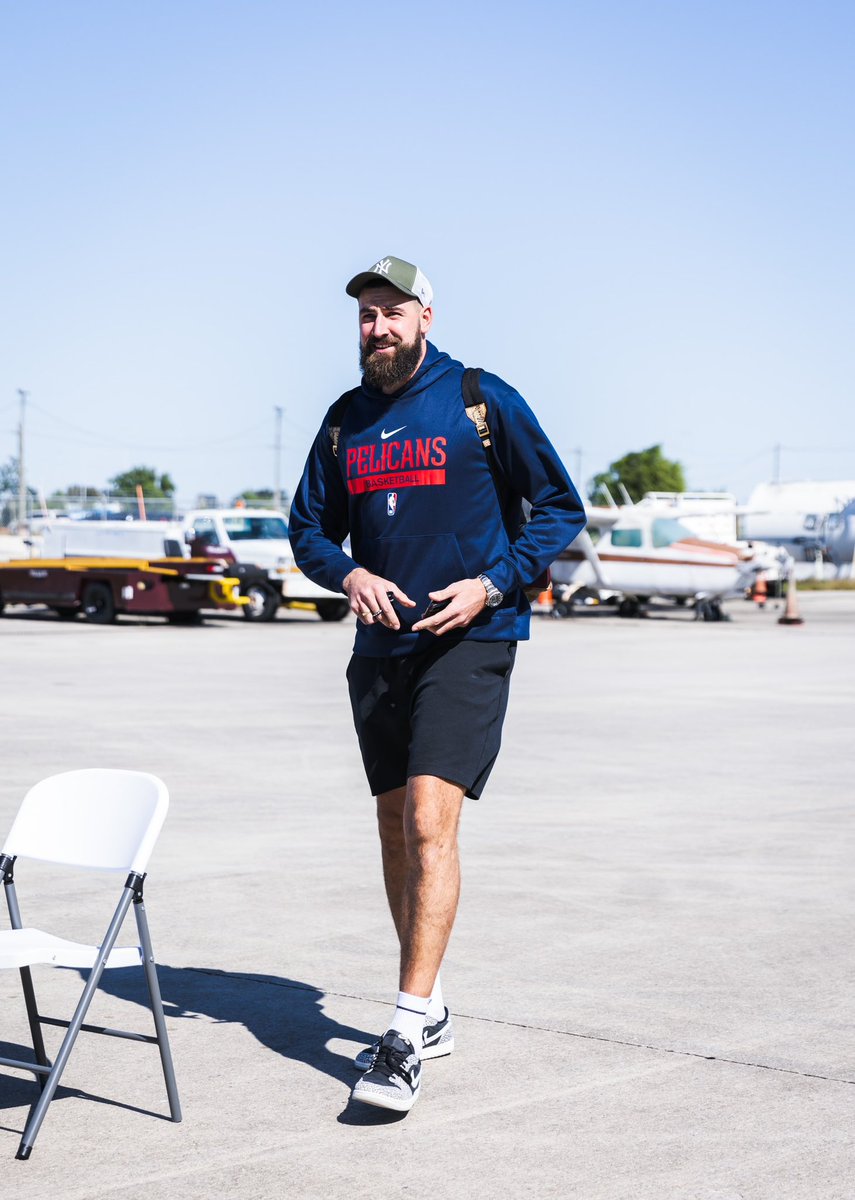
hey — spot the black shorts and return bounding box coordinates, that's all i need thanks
[346,638,517,800]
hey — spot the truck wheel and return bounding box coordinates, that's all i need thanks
[316,600,351,622]
[242,583,280,622]
[82,582,116,624]
[167,611,204,625]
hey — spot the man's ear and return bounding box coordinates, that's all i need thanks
[420,304,433,334]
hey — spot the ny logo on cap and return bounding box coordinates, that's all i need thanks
[373,258,392,276]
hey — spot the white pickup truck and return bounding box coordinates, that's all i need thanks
[182,508,350,622]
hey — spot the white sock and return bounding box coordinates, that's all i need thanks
[427,972,445,1023]
[390,991,429,1051]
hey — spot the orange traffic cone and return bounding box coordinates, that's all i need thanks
[536,584,553,609]
[752,574,768,608]
[778,565,804,626]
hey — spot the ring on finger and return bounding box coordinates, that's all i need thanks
[371,609,384,619]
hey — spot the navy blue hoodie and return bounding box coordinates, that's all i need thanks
[289,343,586,656]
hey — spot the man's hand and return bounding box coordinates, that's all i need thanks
[342,567,416,630]
[411,578,488,636]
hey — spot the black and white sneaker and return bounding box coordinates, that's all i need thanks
[351,1030,422,1113]
[353,1007,455,1072]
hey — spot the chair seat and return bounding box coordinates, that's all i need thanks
[0,928,142,970]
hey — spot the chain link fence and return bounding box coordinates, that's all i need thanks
[0,492,287,530]
[1,493,178,529]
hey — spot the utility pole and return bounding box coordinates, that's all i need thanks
[17,389,28,527]
[273,405,283,511]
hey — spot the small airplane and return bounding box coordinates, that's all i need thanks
[551,492,786,621]
[740,479,855,562]
[825,498,855,576]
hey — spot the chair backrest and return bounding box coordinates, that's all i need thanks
[3,770,169,873]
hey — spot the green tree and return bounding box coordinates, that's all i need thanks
[0,456,20,494]
[0,457,36,499]
[590,445,686,504]
[231,487,289,509]
[48,484,103,509]
[233,487,273,503]
[109,466,176,498]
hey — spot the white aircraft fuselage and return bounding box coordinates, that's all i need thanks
[553,513,769,604]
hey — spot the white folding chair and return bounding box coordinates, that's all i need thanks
[0,769,181,1160]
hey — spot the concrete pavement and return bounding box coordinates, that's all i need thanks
[0,592,853,1198]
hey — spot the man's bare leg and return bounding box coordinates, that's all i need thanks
[353,781,464,1108]
[377,776,464,993]
[398,774,464,996]
[376,786,407,940]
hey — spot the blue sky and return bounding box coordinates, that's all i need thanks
[1,0,853,505]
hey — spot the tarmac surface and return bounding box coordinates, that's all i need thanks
[0,591,853,1198]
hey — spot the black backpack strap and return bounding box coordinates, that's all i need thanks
[462,366,492,451]
[463,366,507,511]
[463,366,546,599]
[327,387,362,458]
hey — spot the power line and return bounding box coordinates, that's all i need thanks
[777,445,855,454]
[25,399,271,452]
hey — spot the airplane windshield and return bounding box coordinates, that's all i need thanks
[611,528,643,548]
[652,518,697,548]
[223,517,288,541]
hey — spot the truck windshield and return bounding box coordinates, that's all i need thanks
[223,517,288,541]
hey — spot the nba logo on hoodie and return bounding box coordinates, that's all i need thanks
[387,492,398,517]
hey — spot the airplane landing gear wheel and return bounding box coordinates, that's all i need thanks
[618,598,641,618]
[695,598,729,622]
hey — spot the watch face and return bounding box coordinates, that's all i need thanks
[487,591,502,607]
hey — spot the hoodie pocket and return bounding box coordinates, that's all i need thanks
[361,532,470,617]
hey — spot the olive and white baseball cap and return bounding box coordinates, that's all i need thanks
[345,256,433,307]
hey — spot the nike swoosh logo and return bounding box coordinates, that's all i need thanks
[381,426,407,440]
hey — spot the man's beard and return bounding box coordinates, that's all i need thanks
[359,331,424,392]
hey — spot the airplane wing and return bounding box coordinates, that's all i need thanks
[583,506,625,529]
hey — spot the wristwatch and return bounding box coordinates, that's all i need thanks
[478,573,504,608]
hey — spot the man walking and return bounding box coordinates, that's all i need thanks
[289,256,586,1113]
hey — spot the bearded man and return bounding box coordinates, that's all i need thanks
[289,256,586,1114]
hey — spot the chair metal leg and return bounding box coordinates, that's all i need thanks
[16,886,136,1161]
[4,862,51,1089]
[18,966,51,1090]
[133,897,181,1122]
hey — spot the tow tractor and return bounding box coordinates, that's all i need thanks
[182,508,351,622]
[0,522,248,624]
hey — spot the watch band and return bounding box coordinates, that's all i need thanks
[478,573,504,607]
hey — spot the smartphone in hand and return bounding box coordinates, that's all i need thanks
[420,597,452,620]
